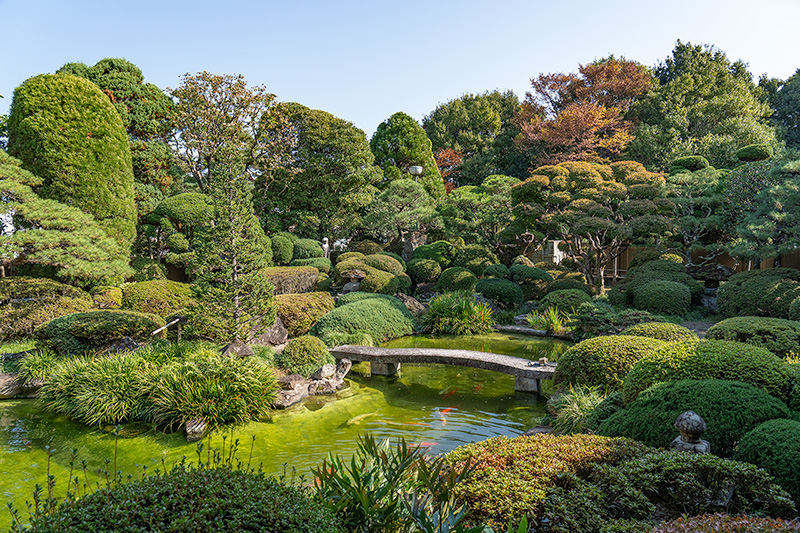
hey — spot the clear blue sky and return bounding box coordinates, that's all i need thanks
[2,0,800,136]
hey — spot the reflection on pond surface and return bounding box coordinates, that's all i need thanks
[0,333,568,529]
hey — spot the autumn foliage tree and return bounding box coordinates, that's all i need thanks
[516,58,652,164]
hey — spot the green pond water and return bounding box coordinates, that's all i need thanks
[0,333,568,528]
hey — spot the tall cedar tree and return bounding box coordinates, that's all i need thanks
[516,58,652,164]
[191,153,275,343]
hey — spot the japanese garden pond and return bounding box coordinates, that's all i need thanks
[0,333,569,527]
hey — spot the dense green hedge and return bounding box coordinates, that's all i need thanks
[375,251,406,271]
[410,240,456,269]
[8,73,136,248]
[618,322,698,342]
[705,316,800,357]
[362,253,405,276]
[546,278,592,295]
[670,155,709,171]
[615,260,704,309]
[35,310,165,355]
[275,335,334,377]
[632,280,691,316]
[310,296,415,346]
[600,379,792,457]
[275,292,335,338]
[509,264,553,300]
[437,267,478,293]
[335,251,364,264]
[452,244,498,276]
[292,238,324,260]
[121,280,195,318]
[270,234,294,265]
[290,257,333,274]
[130,258,167,281]
[334,257,411,294]
[25,463,342,533]
[734,418,800,503]
[474,278,523,308]
[539,289,592,314]
[482,263,509,279]
[717,268,800,319]
[622,339,795,404]
[736,143,773,162]
[553,335,666,392]
[406,258,441,284]
[262,267,318,295]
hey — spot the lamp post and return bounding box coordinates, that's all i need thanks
[408,165,423,182]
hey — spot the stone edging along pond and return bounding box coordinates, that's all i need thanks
[493,324,574,341]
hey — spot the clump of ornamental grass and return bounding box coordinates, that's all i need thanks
[527,306,572,334]
[549,386,607,434]
[420,291,494,335]
[15,350,60,381]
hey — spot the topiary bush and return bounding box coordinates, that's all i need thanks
[670,155,710,172]
[717,268,800,319]
[632,280,691,316]
[375,251,406,271]
[24,463,342,533]
[262,267,318,295]
[362,253,405,276]
[335,291,402,307]
[35,310,165,356]
[421,291,494,335]
[336,251,364,264]
[91,286,122,309]
[292,238,324,260]
[275,335,335,377]
[270,234,294,265]
[652,514,800,533]
[482,263,509,279]
[615,260,704,308]
[129,258,167,281]
[290,257,333,275]
[475,278,523,308]
[359,268,412,295]
[553,335,666,392]
[275,292,336,338]
[509,264,553,300]
[585,391,626,432]
[452,244,499,276]
[570,301,663,340]
[121,280,195,318]
[622,339,795,404]
[406,258,442,285]
[600,379,792,457]
[546,278,591,295]
[310,296,415,346]
[618,322,698,342]
[705,316,800,358]
[734,418,800,503]
[437,267,478,293]
[539,289,592,314]
[348,239,382,255]
[410,240,456,269]
[736,143,773,162]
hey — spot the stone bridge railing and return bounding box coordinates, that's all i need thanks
[329,345,557,393]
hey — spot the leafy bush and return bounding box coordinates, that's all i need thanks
[336,251,364,263]
[437,267,478,293]
[275,292,335,338]
[348,239,382,255]
[736,143,773,162]
[292,238,324,260]
[585,391,625,432]
[553,335,666,392]
[275,231,299,243]
[539,289,592,314]
[310,297,415,345]
[275,335,335,377]
[618,322,697,342]
[509,264,553,300]
[91,285,122,309]
[336,291,401,307]
[483,263,510,279]
[475,278,523,308]
[452,244,499,276]
[129,258,167,281]
[717,268,800,319]
[362,253,405,276]
[616,260,704,308]
[622,339,795,404]
[652,514,800,533]
[406,258,442,284]
[121,280,195,318]
[25,462,342,533]
[410,240,456,269]
[670,155,710,171]
[546,278,591,295]
[262,267,318,295]
[734,418,800,503]
[570,301,662,340]
[35,310,165,356]
[290,257,333,274]
[706,316,800,357]
[270,234,294,265]
[318,332,375,347]
[375,251,406,271]
[601,379,792,457]
[526,306,572,335]
[632,280,691,316]
[359,268,412,295]
[421,291,494,335]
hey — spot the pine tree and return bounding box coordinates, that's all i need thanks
[190,152,275,343]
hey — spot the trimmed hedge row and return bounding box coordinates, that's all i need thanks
[717,268,800,319]
[706,316,800,357]
[474,278,523,308]
[618,322,698,342]
[262,267,318,295]
[35,310,165,355]
[121,280,195,318]
[275,292,335,338]
[310,295,415,346]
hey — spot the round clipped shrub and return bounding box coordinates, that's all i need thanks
[130,258,168,281]
[407,258,442,284]
[290,257,333,274]
[335,251,364,264]
[35,310,165,355]
[275,292,335,338]
[452,244,499,276]
[24,463,341,533]
[512,255,535,267]
[270,234,294,265]
[275,335,335,377]
[670,155,709,171]
[539,289,592,314]
[705,316,800,358]
[274,231,299,243]
[376,251,406,271]
[584,391,625,432]
[410,240,456,269]
[310,296,415,345]
[622,339,795,404]
[717,268,800,319]
[335,291,401,307]
[474,278,523,308]
[553,335,666,392]
[632,280,691,315]
[91,286,122,309]
[362,253,405,276]
[509,264,553,300]
[437,267,477,293]
[483,263,509,279]
[292,238,324,260]
[348,239,382,255]
[736,143,773,162]
[546,278,591,295]
[600,379,791,457]
[618,322,698,342]
[620,260,704,305]
[653,514,800,533]
[359,268,411,295]
[121,280,195,318]
[734,418,800,502]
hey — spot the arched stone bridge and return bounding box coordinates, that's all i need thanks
[330,345,557,393]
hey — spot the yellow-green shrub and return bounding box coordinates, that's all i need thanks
[275,292,335,338]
